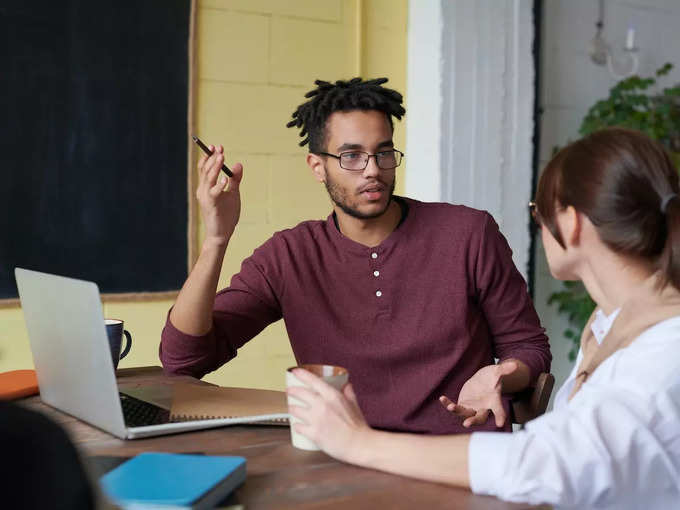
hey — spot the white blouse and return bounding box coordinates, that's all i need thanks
[468,314,680,509]
[552,308,620,410]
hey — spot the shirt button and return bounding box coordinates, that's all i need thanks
[371,252,378,259]
[373,270,380,277]
[376,290,382,297]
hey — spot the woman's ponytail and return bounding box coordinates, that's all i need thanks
[660,194,680,290]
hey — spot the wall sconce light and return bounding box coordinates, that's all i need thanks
[589,0,639,79]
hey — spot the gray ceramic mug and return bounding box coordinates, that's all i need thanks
[105,319,132,370]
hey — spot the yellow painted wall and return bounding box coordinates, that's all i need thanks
[0,0,407,391]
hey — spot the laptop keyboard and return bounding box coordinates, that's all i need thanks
[119,392,170,427]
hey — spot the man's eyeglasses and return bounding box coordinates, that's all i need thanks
[528,201,542,228]
[317,149,404,171]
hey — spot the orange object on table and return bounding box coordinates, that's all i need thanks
[0,369,39,400]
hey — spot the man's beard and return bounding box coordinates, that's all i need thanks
[323,168,396,220]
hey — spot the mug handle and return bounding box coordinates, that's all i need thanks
[119,330,132,360]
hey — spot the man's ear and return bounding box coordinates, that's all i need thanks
[563,205,582,248]
[306,153,326,183]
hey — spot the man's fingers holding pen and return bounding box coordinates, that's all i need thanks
[228,162,243,187]
[205,145,224,185]
[201,145,229,191]
[209,161,243,198]
[209,175,228,198]
[198,144,219,175]
[206,153,224,187]
[195,142,243,201]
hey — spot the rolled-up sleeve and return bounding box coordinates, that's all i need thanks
[160,242,283,378]
[160,314,222,377]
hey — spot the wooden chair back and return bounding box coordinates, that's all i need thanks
[511,372,555,425]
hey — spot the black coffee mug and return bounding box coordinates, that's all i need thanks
[105,319,132,370]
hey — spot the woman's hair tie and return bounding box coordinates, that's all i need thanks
[660,193,677,214]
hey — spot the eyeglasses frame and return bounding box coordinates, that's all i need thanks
[316,149,404,171]
[528,201,542,228]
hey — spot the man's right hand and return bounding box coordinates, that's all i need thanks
[168,145,243,336]
[196,144,243,244]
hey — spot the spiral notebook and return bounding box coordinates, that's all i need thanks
[170,383,289,426]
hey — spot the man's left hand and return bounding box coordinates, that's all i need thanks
[439,361,520,428]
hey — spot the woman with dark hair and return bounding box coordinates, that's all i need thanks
[287,128,680,509]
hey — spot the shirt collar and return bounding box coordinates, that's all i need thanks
[591,308,622,344]
[324,196,414,255]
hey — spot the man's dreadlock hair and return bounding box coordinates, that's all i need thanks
[286,77,405,153]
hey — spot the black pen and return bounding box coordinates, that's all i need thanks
[191,135,233,177]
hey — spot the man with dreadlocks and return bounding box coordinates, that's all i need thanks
[160,77,550,434]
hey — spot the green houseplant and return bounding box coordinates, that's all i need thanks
[548,63,680,361]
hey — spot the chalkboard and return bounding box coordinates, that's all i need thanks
[0,0,192,299]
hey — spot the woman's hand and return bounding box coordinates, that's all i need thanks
[286,368,373,463]
[288,369,472,488]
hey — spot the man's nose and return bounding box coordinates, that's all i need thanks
[362,155,380,178]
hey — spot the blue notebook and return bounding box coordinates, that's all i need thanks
[100,452,246,509]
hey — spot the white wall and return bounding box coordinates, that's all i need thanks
[440,0,535,281]
[405,0,442,203]
[406,0,535,281]
[537,0,680,405]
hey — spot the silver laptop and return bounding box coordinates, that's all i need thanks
[15,268,288,439]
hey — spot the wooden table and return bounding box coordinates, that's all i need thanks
[22,367,549,510]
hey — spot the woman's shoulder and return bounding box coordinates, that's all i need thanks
[628,315,680,354]
[636,314,680,338]
[610,316,680,392]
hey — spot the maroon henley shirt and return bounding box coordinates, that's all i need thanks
[160,197,551,434]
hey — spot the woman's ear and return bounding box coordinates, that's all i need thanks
[562,205,583,248]
[306,153,326,183]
